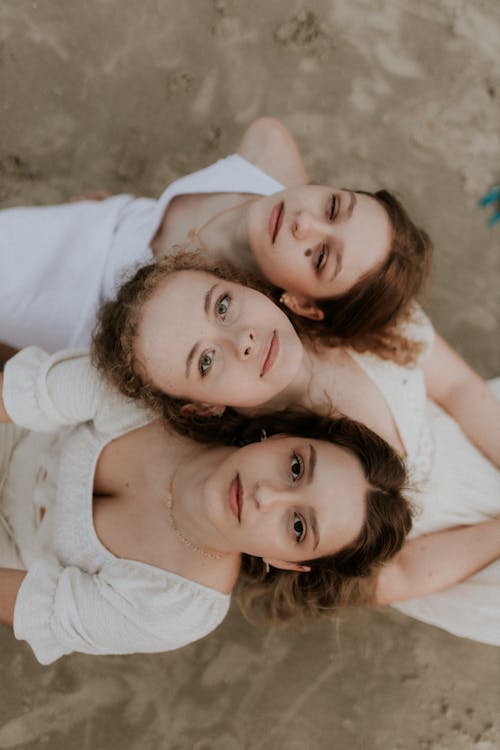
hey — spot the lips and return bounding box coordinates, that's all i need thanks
[260,330,279,378]
[229,474,243,522]
[268,201,285,243]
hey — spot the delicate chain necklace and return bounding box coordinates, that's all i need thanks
[185,197,256,256]
[165,490,223,561]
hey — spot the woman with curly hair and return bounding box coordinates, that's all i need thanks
[92,251,500,645]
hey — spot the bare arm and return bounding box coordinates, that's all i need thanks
[375,519,500,605]
[0,569,26,626]
[236,117,309,187]
[422,332,500,468]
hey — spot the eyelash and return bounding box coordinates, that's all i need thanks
[289,454,306,543]
[315,244,328,272]
[329,194,337,221]
[314,195,337,274]
[198,293,232,377]
[293,512,306,544]
[199,350,215,378]
[290,452,304,482]
[216,293,231,320]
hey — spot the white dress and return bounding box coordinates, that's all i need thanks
[0,156,283,352]
[0,347,230,664]
[349,308,500,645]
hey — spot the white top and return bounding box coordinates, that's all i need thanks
[348,304,435,484]
[351,308,500,645]
[0,156,284,353]
[2,347,231,664]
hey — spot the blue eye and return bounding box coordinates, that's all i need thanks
[290,453,303,481]
[329,194,336,220]
[216,294,231,320]
[293,513,305,543]
[199,349,215,377]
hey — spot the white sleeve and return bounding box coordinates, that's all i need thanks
[3,346,146,433]
[13,558,230,664]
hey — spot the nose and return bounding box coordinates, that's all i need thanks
[235,328,255,359]
[255,482,293,510]
[292,210,329,241]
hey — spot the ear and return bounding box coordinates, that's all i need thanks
[280,292,324,321]
[179,402,226,418]
[263,557,311,574]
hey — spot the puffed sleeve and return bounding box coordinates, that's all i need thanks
[3,346,148,434]
[13,558,230,664]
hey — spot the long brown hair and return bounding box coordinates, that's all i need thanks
[234,411,413,622]
[278,189,432,365]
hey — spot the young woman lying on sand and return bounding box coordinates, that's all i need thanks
[0,345,414,664]
[92,252,500,645]
[0,117,429,364]
[1,347,500,664]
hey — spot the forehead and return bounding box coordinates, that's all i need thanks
[135,270,213,375]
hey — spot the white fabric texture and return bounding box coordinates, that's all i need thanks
[1,348,230,664]
[351,312,500,645]
[0,155,283,352]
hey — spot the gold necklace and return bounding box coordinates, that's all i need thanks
[165,490,223,561]
[185,196,256,256]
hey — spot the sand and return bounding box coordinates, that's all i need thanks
[0,1,499,748]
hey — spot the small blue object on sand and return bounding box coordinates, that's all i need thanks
[478,185,500,226]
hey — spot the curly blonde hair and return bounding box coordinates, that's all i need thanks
[92,250,274,419]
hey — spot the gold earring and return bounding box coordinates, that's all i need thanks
[279,293,288,305]
[264,561,270,575]
[260,429,267,442]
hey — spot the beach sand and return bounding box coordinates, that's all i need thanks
[0,1,499,748]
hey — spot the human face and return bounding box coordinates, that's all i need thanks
[201,436,367,567]
[136,270,304,409]
[246,186,392,304]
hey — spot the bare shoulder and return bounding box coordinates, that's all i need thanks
[236,116,309,187]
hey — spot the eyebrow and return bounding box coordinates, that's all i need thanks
[328,246,343,283]
[307,445,320,551]
[310,509,320,551]
[346,190,356,218]
[204,283,218,316]
[307,444,316,483]
[185,283,218,378]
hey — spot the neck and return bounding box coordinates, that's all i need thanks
[168,442,235,554]
[189,196,261,275]
[239,346,317,418]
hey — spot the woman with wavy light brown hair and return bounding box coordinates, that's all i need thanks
[0,342,420,663]
[2,345,500,664]
[0,117,430,366]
